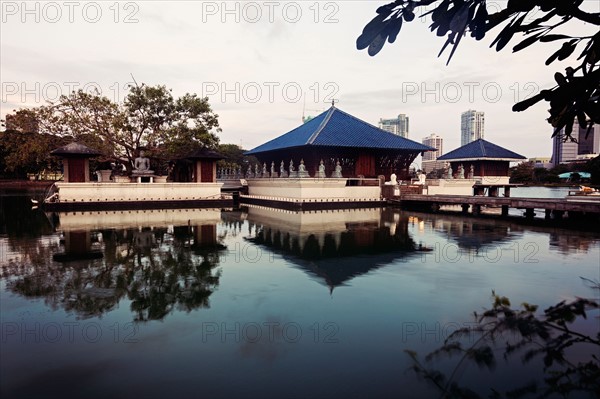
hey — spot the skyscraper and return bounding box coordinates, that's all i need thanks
[422,134,443,161]
[378,114,409,138]
[552,119,599,166]
[460,110,485,146]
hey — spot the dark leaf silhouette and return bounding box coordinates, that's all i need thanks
[357,0,600,140]
[405,292,600,397]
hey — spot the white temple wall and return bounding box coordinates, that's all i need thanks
[55,182,223,202]
[247,178,381,200]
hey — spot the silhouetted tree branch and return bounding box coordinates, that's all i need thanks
[357,0,600,140]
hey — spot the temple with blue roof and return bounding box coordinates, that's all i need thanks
[437,138,526,178]
[246,106,434,180]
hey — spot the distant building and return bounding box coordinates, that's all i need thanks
[551,119,599,166]
[421,160,446,174]
[378,114,409,138]
[422,134,443,161]
[460,110,484,146]
[528,157,552,169]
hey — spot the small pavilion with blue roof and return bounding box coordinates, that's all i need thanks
[437,138,526,178]
[246,106,434,179]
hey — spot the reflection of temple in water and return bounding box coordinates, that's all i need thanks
[408,210,600,256]
[414,212,515,252]
[5,209,226,321]
[242,206,420,292]
[548,231,598,254]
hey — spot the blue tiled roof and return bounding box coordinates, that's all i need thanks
[437,139,526,161]
[245,107,434,155]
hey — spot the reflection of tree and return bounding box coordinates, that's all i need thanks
[0,194,56,262]
[127,226,223,321]
[2,224,224,322]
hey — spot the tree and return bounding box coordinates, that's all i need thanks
[406,290,600,398]
[357,0,600,140]
[509,161,535,184]
[216,143,259,173]
[583,155,600,185]
[31,83,221,170]
[0,110,67,179]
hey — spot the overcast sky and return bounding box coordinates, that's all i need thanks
[2,1,598,160]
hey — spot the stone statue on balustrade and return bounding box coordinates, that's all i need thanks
[457,164,465,179]
[468,164,474,179]
[317,160,326,178]
[298,159,309,178]
[255,164,260,178]
[270,161,277,178]
[445,163,453,179]
[390,173,397,185]
[262,163,268,178]
[279,161,288,178]
[246,166,253,179]
[289,159,298,178]
[331,161,343,178]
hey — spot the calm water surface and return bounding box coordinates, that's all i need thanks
[1,188,598,398]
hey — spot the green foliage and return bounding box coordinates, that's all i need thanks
[426,168,446,179]
[217,143,245,168]
[358,0,600,139]
[406,289,600,398]
[583,155,600,185]
[0,122,68,179]
[509,162,535,184]
[509,161,592,185]
[216,143,259,172]
[5,83,221,173]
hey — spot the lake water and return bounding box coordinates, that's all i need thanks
[1,187,599,398]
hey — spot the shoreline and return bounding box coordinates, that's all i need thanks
[0,179,58,188]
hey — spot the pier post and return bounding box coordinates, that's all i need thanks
[489,186,499,197]
[553,210,565,220]
[504,186,511,197]
[472,204,481,215]
[545,209,552,219]
[461,204,469,214]
[555,211,585,220]
[524,208,536,219]
[501,205,509,217]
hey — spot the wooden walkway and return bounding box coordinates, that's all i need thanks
[389,194,600,219]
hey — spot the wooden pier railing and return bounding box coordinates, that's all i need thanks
[388,194,600,220]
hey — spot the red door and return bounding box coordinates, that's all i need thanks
[355,154,376,177]
[68,158,86,182]
[200,160,214,182]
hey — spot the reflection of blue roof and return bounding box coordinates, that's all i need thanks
[245,107,434,155]
[437,139,526,161]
